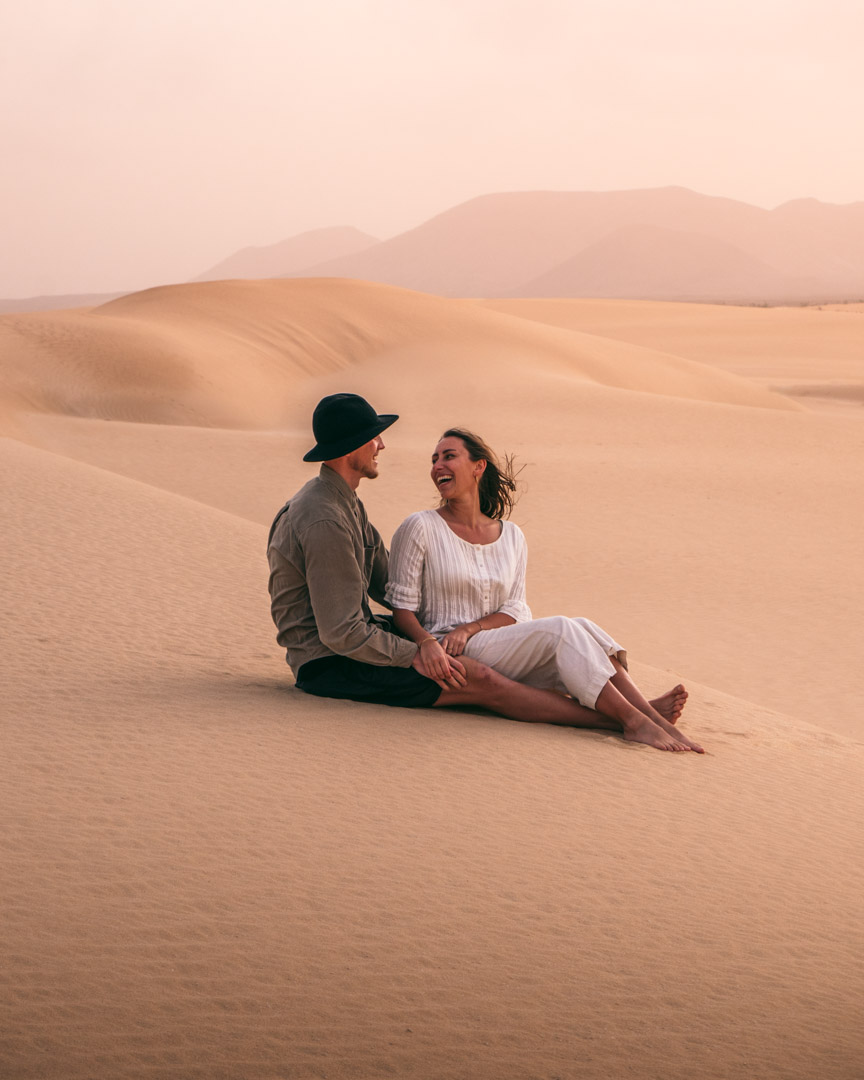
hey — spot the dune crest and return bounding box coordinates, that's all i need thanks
[482,297,864,410]
[0,278,797,431]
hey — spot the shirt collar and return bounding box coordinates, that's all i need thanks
[319,463,359,505]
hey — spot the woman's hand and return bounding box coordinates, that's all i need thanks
[415,638,467,689]
[440,623,478,657]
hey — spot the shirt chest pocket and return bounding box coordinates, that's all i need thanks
[358,521,376,580]
[362,541,377,581]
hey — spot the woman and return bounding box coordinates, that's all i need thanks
[386,429,703,753]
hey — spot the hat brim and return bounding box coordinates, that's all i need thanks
[303,414,399,462]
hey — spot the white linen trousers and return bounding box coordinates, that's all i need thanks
[386,510,626,709]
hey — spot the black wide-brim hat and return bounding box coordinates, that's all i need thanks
[303,393,399,462]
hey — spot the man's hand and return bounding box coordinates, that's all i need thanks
[440,623,477,657]
[412,641,467,690]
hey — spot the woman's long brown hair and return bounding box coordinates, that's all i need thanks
[439,428,519,520]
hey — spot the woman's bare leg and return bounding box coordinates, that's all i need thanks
[649,686,688,723]
[611,659,686,719]
[593,680,693,752]
[433,658,696,751]
[609,659,703,752]
[433,657,620,730]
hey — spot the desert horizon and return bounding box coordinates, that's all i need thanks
[4,184,864,312]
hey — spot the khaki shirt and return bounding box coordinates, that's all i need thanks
[267,465,418,674]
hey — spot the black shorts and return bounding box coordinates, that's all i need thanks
[296,654,442,709]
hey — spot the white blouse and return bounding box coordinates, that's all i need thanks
[385,510,533,636]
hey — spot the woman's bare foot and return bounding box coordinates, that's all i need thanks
[649,710,704,753]
[649,684,688,724]
[595,680,694,752]
[621,715,692,752]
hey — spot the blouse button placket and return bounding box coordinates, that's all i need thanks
[476,545,491,608]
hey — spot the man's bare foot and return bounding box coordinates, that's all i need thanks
[621,716,692,752]
[649,684,688,724]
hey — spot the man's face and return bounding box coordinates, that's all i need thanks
[348,435,385,481]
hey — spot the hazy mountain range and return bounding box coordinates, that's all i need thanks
[3,186,863,313]
[283,187,864,303]
[192,226,378,282]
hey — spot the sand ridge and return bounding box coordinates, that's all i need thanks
[481,297,864,410]
[0,279,798,432]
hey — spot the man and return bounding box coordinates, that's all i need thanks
[268,392,445,708]
[267,393,695,750]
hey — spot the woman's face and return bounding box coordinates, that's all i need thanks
[430,436,484,499]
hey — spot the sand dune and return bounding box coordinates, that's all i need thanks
[3,279,861,731]
[3,278,864,1078]
[482,297,864,409]
[0,278,796,431]
[3,432,863,1080]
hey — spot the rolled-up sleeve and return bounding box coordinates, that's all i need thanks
[303,520,417,667]
[499,527,532,622]
[385,514,425,611]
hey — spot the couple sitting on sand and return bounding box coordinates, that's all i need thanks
[268,393,703,753]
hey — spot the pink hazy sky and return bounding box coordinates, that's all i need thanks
[2,0,862,296]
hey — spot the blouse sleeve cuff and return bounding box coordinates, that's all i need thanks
[384,582,421,610]
[499,600,532,622]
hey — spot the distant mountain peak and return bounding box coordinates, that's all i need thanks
[284,187,864,302]
[194,226,379,282]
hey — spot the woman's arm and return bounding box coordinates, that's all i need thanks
[385,514,425,613]
[440,612,516,656]
[497,525,532,623]
[392,607,464,685]
[386,516,466,686]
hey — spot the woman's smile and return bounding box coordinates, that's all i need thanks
[431,436,478,497]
